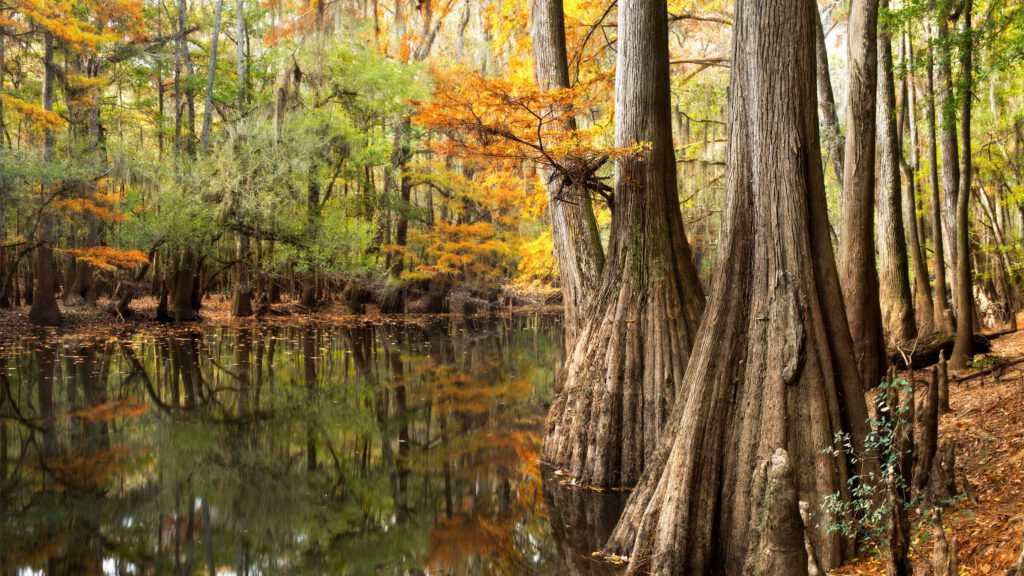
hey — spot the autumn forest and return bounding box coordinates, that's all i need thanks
[2,0,1024,573]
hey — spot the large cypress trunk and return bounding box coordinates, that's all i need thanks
[171,250,199,321]
[29,214,62,326]
[875,0,916,346]
[840,0,886,391]
[540,0,704,489]
[602,0,871,571]
[530,0,605,349]
[231,234,253,317]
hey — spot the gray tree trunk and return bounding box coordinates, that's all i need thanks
[897,34,936,334]
[530,0,605,349]
[541,0,705,489]
[815,8,844,192]
[936,3,960,297]
[602,1,872,572]
[876,3,917,346]
[951,1,975,368]
[200,0,226,151]
[926,39,955,333]
[743,449,809,576]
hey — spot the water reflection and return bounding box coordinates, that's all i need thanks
[0,315,625,575]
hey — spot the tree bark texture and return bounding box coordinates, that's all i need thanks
[742,449,809,576]
[540,0,705,489]
[841,0,886,391]
[951,1,975,369]
[601,1,871,572]
[876,6,917,346]
[530,0,605,349]
[913,364,940,491]
[936,3,960,288]
[930,508,959,576]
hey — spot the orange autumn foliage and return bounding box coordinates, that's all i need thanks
[0,94,66,131]
[13,0,146,48]
[60,246,150,271]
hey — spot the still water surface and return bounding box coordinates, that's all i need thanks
[0,315,625,575]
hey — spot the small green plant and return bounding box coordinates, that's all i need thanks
[820,376,913,546]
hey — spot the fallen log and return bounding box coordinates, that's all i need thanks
[888,328,1015,369]
[951,355,1024,384]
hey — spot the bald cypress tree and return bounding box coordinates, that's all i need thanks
[540,0,705,489]
[602,0,873,571]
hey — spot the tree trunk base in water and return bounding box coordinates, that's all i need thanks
[231,289,254,317]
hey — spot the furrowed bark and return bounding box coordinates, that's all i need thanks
[602,1,871,571]
[541,0,705,489]
[743,449,809,576]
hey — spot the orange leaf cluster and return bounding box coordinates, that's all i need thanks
[60,246,150,271]
[0,94,66,131]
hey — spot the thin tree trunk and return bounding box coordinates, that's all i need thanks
[530,0,605,349]
[815,8,844,191]
[926,39,955,333]
[841,0,886,391]
[237,0,245,110]
[603,1,871,571]
[541,0,705,489]
[936,2,960,296]
[200,0,226,152]
[876,3,916,346]
[898,33,936,334]
[951,1,975,368]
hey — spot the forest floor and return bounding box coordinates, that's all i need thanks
[837,316,1024,575]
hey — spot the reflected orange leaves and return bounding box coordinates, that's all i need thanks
[67,397,149,423]
[42,445,133,490]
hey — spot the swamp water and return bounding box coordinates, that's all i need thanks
[0,315,625,575]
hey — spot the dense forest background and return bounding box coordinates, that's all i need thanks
[1,0,1021,336]
[0,0,729,322]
